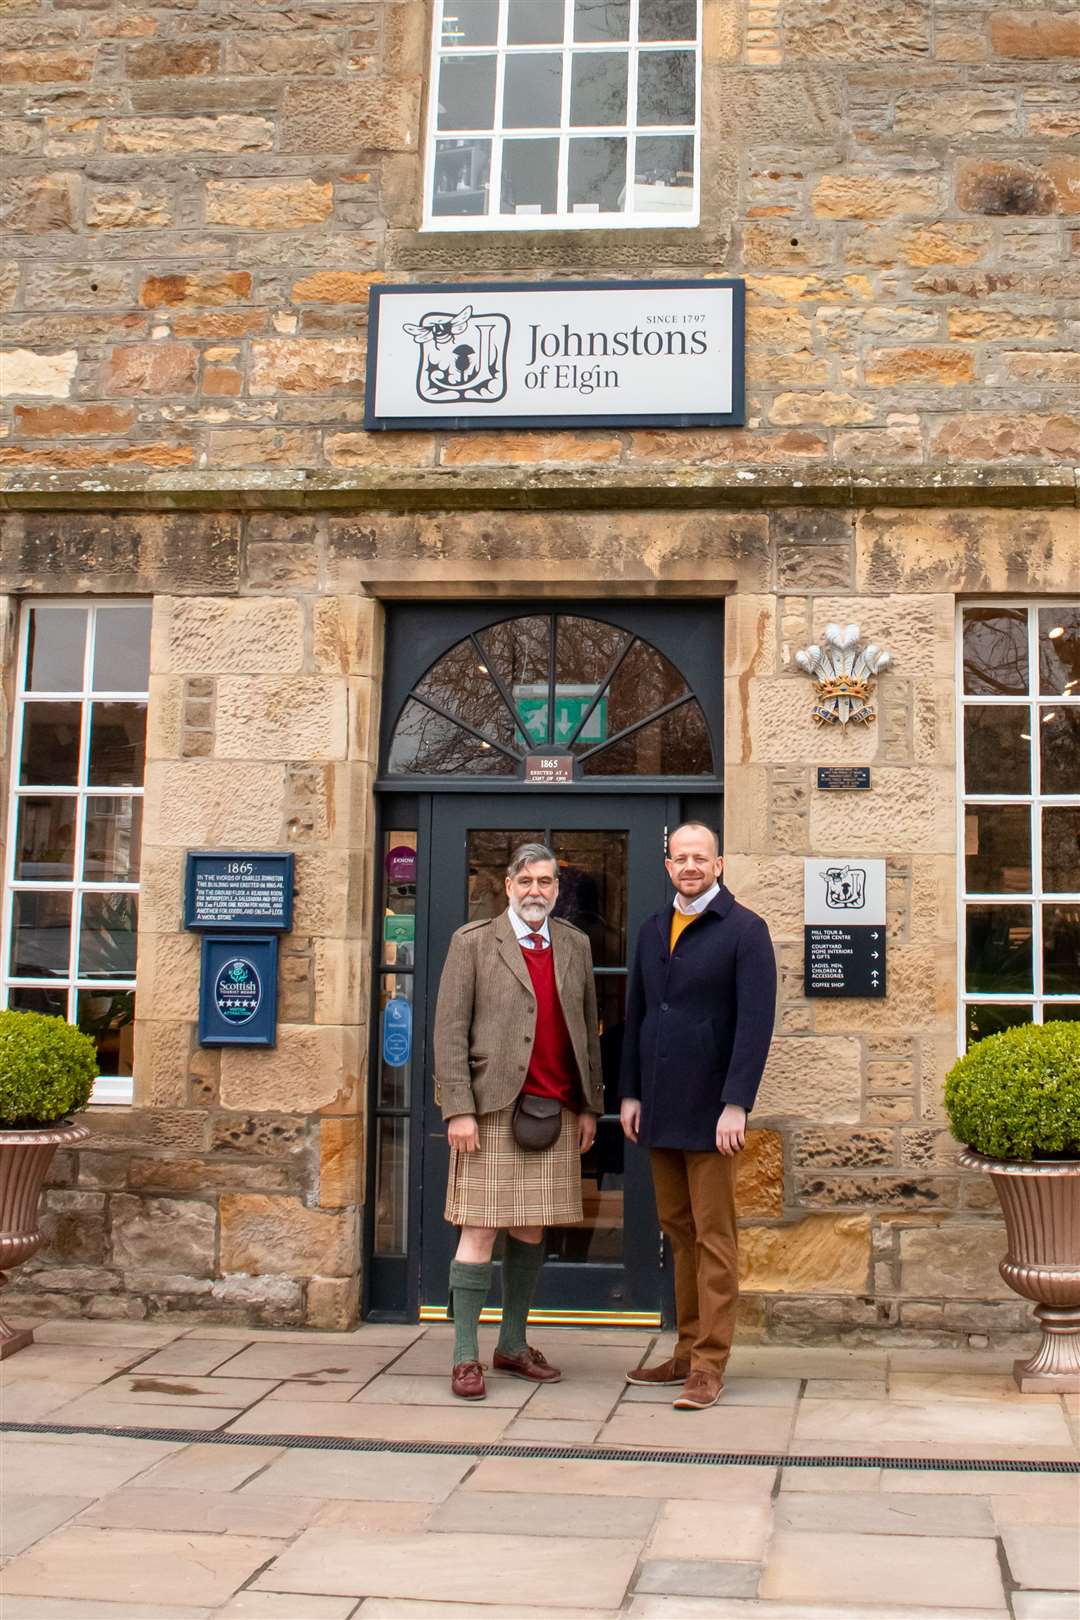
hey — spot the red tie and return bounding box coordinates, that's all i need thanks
[527,932,547,951]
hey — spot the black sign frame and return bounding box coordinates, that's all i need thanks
[198,933,280,1048]
[364,278,746,433]
[184,851,295,934]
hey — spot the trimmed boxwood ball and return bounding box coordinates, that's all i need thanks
[945,1021,1080,1162]
[0,1009,98,1128]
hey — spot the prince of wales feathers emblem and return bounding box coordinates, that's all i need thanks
[402,304,509,405]
[794,623,892,726]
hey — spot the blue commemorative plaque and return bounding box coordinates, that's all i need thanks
[184,852,294,933]
[198,934,279,1047]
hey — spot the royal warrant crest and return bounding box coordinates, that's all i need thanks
[794,623,892,727]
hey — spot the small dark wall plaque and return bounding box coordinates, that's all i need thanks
[817,767,871,791]
[185,852,294,932]
[524,754,573,785]
[198,934,279,1046]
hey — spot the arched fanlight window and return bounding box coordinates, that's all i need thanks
[387,612,714,779]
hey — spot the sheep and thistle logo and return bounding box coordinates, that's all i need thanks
[402,304,509,404]
[794,623,892,726]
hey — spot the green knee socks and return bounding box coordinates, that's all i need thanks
[496,1235,546,1358]
[449,1259,491,1366]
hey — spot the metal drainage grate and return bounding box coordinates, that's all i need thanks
[2,1421,1076,1475]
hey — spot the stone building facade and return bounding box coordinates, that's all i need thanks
[0,0,1077,1340]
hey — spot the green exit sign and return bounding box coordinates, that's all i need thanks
[514,685,606,747]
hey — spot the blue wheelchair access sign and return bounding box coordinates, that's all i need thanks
[382,997,412,1068]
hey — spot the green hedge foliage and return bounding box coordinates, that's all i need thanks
[0,1009,98,1128]
[945,1020,1080,1161]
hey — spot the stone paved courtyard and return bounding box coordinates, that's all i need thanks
[1,1319,1077,1620]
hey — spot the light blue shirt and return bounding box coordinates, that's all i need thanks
[508,906,551,947]
[673,880,720,916]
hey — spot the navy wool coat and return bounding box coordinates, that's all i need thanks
[619,886,778,1151]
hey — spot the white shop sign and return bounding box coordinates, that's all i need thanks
[364,279,744,431]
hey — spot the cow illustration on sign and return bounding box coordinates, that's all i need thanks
[402,304,509,405]
[821,866,867,910]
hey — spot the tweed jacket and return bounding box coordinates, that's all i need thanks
[433,910,603,1122]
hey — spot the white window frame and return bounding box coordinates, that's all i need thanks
[956,598,1080,1052]
[423,0,702,232]
[2,600,149,1106]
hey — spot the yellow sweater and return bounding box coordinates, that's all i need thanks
[670,908,699,952]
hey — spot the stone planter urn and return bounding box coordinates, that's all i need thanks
[1,1120,90,1357]
[959,1151,1080,1392]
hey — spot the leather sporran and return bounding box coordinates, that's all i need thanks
[511,1093,562,1151]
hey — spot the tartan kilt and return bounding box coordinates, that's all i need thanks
[444,1104,583,1228]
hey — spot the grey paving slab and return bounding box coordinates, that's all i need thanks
[0,1602,213,1620]
[121,1340,253,1377]
[0,1496,93,1559]
[628,1603,1010,1619]
[775,1488,997,1537]
[0,1435,182,1496]
[427,1488,661,1539]
[255,1527,642,1608]
[240,1445,476,1503]
[1,1527,283,1607]
[1012,1596,1080,1620]
[463,1455,777,1501]
[759,1529,1007,1610]
[356,1605,624,1619]
[77,1486,318,1537]
[207,1343,395,1383]
[633,1560,762,1598]
[137,1441,285,1492]
[218,1598,359,1620]
[1003,1526,1080,1591]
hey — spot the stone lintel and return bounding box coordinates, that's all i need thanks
[0,464,1076,514]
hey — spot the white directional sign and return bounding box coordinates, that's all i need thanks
[804,858,887,998]
[365,279,744,431]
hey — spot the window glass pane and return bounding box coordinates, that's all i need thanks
[77,988,134,1077]
[596,972,627,1113]
[502,138,559,215]
[20,703,81,787]
[1039,606,1080,697]
[1043,806,1080,895]
[504,53,562,128]
[574,0,630,41]
[639,0,697,40]
[962,607,1029,696]
[964,805,1031,895]
[965,1003,1031,1048]
[433,138,491,216]
[467,828,543,922]
[570,52,628,125]
[602,636,688,736]
[437,55,497,130]
[568,136,627,212]
[15,796,77,883]
[382,829,417,969]
[478,615,550,695]
[416,638,527,751]
[79,892,138,979]
[1044,904,1080,995]
[637,50,695,124]
[1045,1004,1080,1024]
[11,891,71,978]
[965,904,1033,993]
[378,972,412,1108]
[388,698,517,776]
[581,698,711,775]
[635,135,694,211]
[555,615,631,690]
[91,605,151,693]
[26,608,85,693]
[963,705,1030,795]
[84,797,143,883]
[441,0,497,46]
[551,830,627,966]
[9,985,68,1019]
[509,0,564,43]
[1040,706,1080,795]
[88,703,147,787]
[546,1117,624,1263]
[374,1116,408,1256]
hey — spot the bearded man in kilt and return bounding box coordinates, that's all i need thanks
[433,842,603,1400]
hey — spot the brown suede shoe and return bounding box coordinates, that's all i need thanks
[492,1345,561,1383]
[450,1360,486,1400]
[625,1355,691,1387]
[673,1369,725,1409]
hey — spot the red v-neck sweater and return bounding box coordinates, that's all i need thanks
[520,943,581,1110]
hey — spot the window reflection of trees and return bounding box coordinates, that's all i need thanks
[962,609,1028,695]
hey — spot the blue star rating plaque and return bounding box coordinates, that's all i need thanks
[197,934,279,1047]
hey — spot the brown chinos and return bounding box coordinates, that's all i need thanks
[650,1146,738,1376]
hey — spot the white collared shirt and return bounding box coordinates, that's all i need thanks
[508,906,551,947]
[673,880,721,916]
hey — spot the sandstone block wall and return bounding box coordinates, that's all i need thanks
[1,0,1079,475]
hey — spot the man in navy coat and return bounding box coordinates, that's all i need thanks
[620,822,776,1410]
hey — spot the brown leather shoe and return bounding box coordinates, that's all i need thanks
[625,1355,690,1387]
[492,1345,561,1383]
[450,1360,486,1400]
[673,1368,725,1409]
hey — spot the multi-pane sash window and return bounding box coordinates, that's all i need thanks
[959,603,1080,1048]
[426,0,700,230]
[2,602,150,1105]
